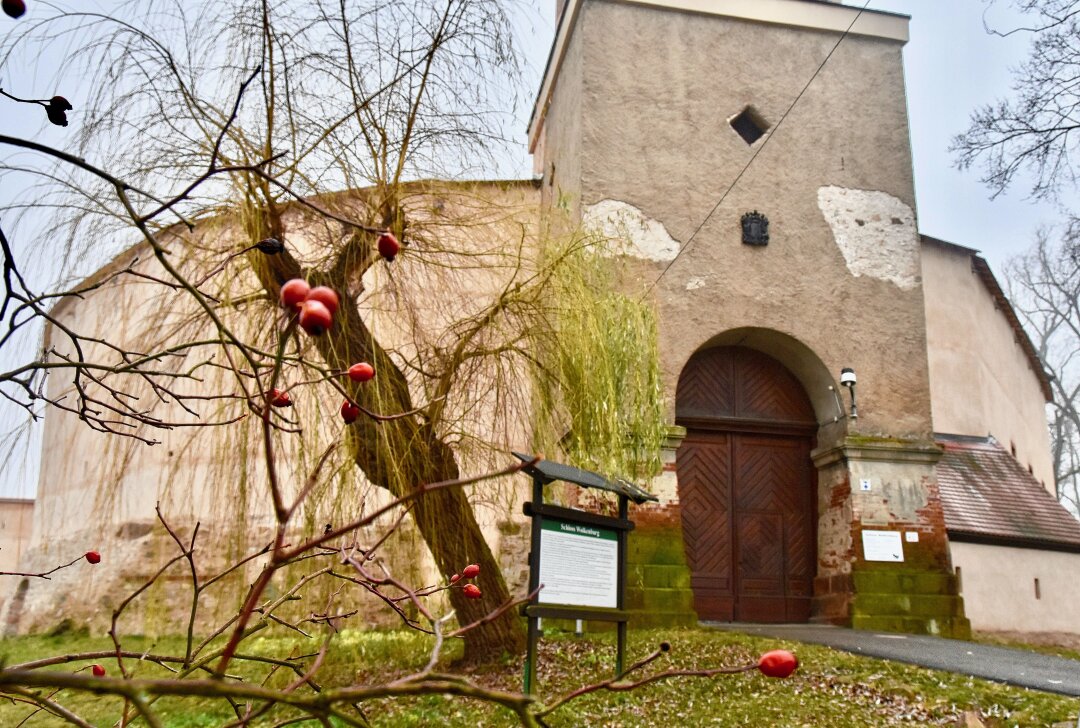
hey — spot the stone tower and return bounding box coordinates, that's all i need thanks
[530,0,969,635]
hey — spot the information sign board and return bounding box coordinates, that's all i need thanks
[537,518,619,608]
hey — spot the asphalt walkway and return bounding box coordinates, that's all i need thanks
[705,622,1080,698]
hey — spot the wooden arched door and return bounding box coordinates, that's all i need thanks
[675,346,816,622]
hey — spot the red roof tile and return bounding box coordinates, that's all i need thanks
[936,435,1080,551]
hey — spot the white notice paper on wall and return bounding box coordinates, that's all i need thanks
[861,530,904,562]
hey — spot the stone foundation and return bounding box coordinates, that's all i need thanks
[811,436,970,638]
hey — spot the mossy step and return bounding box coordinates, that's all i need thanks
[625,608,698,629]
[853,593,967,618]
[852,613,972,639]
[624,586,696,612]
[853,570,957,596]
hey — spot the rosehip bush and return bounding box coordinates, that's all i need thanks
[2,0,26,20]
[298,300,332,335]
[348,362,375,382]
[757,649,798,678]
[340,399,360,424]
[254,237,284,254]
[305,286,339,316]
[279,278,310,310]
[377,231,400,261]
[45,95,72,126]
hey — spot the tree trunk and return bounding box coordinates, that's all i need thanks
[252,249,525,661]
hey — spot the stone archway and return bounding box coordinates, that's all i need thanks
[675,345,817,622]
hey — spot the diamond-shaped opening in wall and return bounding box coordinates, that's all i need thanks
[729,106,769,145]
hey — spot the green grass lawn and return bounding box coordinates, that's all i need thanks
[0,627,1076,726]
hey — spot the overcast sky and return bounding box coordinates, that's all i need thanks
[507,0,1063,275]
[0,0,1066,498]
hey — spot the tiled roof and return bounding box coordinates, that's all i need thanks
[936,434,1080,552]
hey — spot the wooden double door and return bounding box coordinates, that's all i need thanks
[675,346,816,623]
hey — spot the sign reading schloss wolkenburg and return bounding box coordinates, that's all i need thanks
[538,518,619,608]
[861,529,904,562]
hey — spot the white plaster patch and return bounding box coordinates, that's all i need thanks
[817,186,919,290]
[685,277,707,291]
[583,199,680,262]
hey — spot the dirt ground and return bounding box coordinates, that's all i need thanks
[976,630,1080,653]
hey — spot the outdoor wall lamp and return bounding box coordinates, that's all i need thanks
[839,367,858,419]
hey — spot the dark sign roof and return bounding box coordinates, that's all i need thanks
[512,452,658,504]
[936,434,1080,552]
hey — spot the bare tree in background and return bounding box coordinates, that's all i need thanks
[1006,224,1080,515]
[952,0,1080,201]
[952,0,1080,515]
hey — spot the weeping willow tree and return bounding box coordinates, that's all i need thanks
[529,234,668,484]
[0,0,666,660]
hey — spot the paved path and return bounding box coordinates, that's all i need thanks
[705,622,1080,698]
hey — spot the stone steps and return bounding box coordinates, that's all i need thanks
[851,569,971,638]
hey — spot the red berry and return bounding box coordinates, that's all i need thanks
[91,664,106,677]
[45,96,72,127]
[340,399,360,424]
[305,286,340,317]
[462,583,482,599]
[757,649,798,678]
[347,362,375,382]
[2,0,26,19]
[298,300,333,336]
[280,279,310,311]
[450,573,461,584]
[462,563,480,579]
[254,237,284,254]
[269,388,292,407]
[377,232,400,262]
[84,550,101,564]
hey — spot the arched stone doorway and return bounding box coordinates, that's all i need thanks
[675,345,817,622]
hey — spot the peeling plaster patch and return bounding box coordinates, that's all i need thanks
[583,199,680,262]
[817,186,919,290]
[685,277,707,291]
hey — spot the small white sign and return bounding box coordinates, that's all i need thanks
[905,531,919,543]
[862,530,904,562]
[859,478,872,492]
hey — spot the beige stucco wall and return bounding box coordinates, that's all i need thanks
[7,182,542,634]
[950,540,1080,634]
[921,241,1055,493]
[540,0,931,443]
[0,498,33,573]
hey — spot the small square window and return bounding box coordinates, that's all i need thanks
[729,106,769,145]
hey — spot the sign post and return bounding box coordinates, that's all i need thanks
[515,452,657,694]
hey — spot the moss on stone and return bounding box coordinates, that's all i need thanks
[850,566,971,639]
[625,524,697,628]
